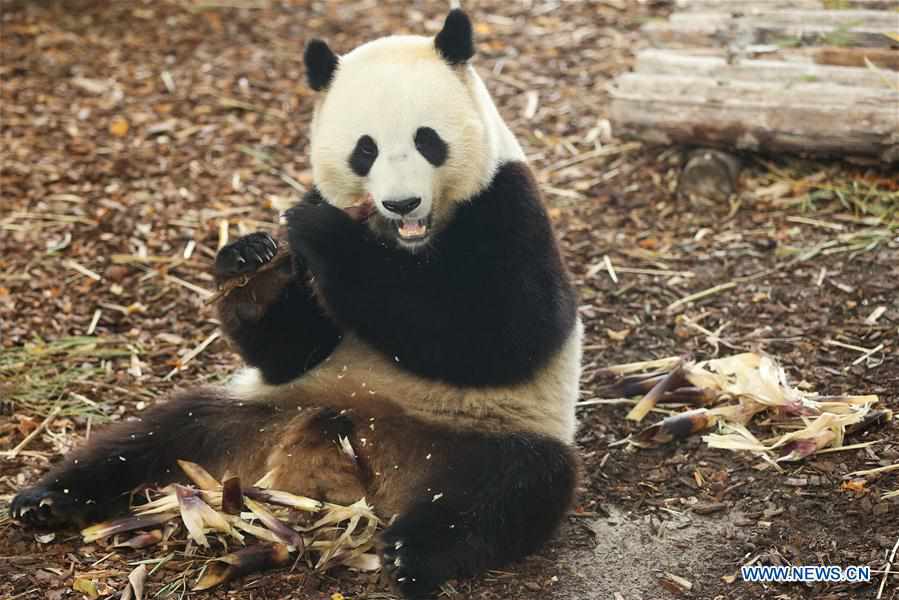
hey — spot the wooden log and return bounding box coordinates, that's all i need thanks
[609,74,899,162]
[640,45,899,70]
[644,10,898,48]
[675,0,899,11]
[811,47,899,69]
[668,8,896,28]
[635,49,894,88]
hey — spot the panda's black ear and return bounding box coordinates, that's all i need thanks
[304,39,339,91]
[435,9,474,65]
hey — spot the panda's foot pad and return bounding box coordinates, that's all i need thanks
[10,486,81,529]
[379,528,460,599]
[215,232,278,280]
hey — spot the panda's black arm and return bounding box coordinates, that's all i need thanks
[287,164,577,387]
[215,233,342,385]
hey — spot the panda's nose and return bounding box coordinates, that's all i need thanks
[382,197,421,216]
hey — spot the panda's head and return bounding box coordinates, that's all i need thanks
[303,9,523,251]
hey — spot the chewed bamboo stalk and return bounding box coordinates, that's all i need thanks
[632,409,716,447]
[305,498,379,533]
[244,497,303,550]
[80,460,382,590]
[244,487,324,513]
[777,430,835,462]
[114,529,163,549]
[704,412,869,461]
[314,503,380,570]
[598,371,667,398]
[662,387,719,405]
[82,512,177,543]
[846,409,892,435]
[704,422,767,453]
[175,484,242,547]
[342,552,381,571]
[133,485,223,515]
[222,477,243,515]
[597,356,682,377]
[193,543,292,590]
[631,402,766,448]
[598,352,879,462]
[177,460,222,491]
[626,358,688,422]
[253,469,278,489]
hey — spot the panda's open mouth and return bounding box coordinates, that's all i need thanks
[395,216,431,241]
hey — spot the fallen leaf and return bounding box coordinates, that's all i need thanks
[73,577,99,599]
[109,116,130,137]
[474,22,493,35]
[128,564,147,600]
[16,415,39,436]
[841,479,867,493]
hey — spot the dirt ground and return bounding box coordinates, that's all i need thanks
[1,1,897,599]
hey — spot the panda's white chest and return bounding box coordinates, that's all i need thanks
[230,321,582,443]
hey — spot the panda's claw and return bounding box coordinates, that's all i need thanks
[10,485,80,529]
[215,232,279,280]
[378,528,452,599]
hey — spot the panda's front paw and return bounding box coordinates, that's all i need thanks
[10,485,82,529]
[378,525,458,599]
[215,232,278,281]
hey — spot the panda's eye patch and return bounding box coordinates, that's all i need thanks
[349,135,378,176]
[414,127,448,167]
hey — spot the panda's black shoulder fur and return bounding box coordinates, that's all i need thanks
[286,161,577,387]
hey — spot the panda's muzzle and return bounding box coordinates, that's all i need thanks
[382,197,421,216]
[381,197,430,241]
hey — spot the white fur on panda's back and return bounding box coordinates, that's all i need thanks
[229,318,582,443]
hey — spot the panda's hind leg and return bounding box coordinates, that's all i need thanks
[371,427,577,598]
[10,389,280,529]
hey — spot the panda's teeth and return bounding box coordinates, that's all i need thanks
[397,219,428,239]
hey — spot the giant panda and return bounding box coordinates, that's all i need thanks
[11,10,582,598]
